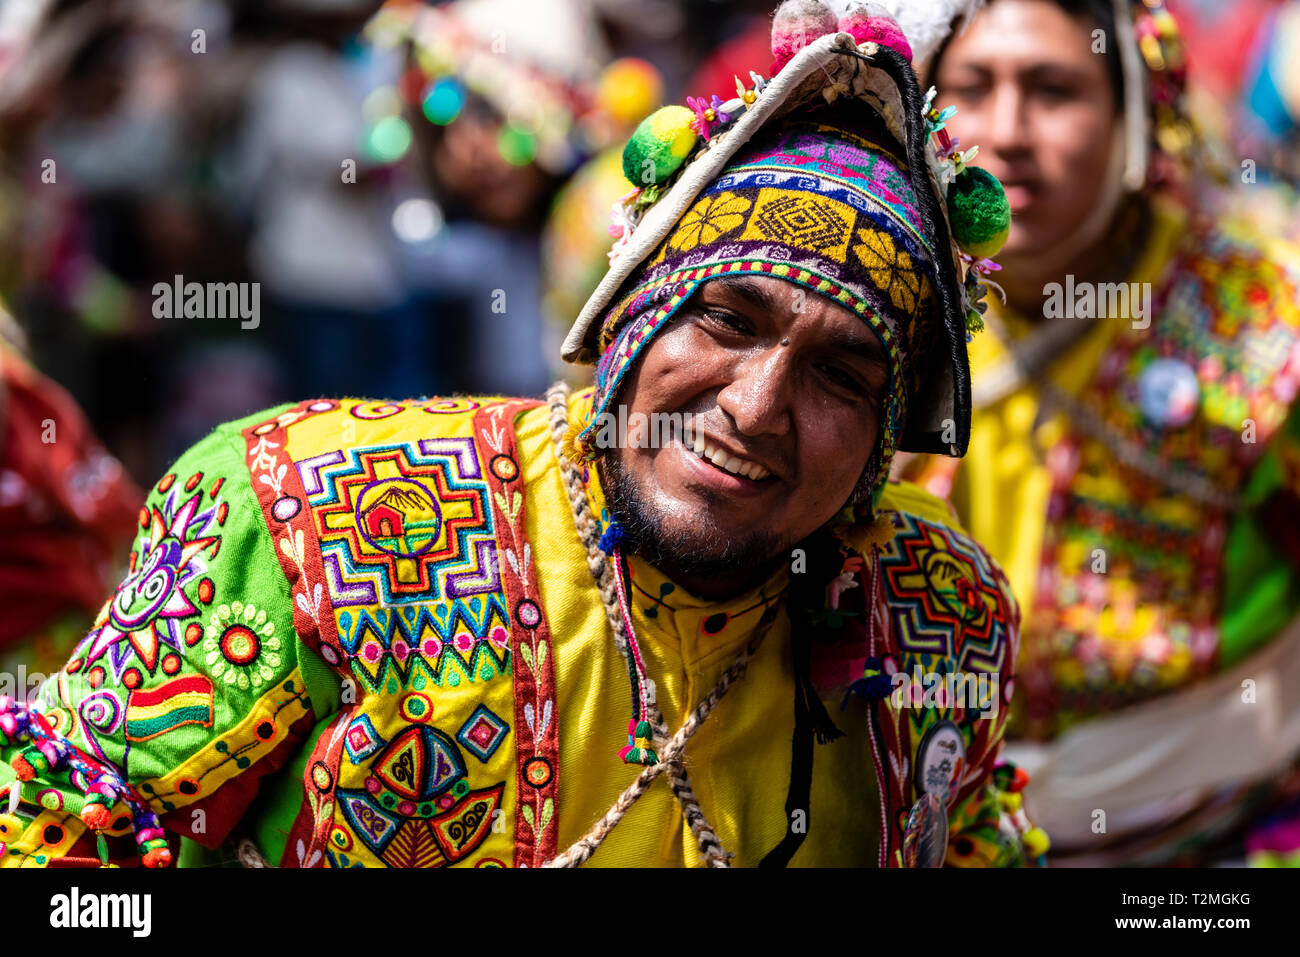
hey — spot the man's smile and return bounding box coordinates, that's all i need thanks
[655,422,783,500]
[679,422,776,481]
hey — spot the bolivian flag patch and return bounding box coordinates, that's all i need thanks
[125,674,215,742]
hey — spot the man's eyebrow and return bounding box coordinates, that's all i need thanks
[944,62,1093,82]
[943,62,994,79]
[1019,63,1094,83]
[823,328,890,370]
[701,276,787,315]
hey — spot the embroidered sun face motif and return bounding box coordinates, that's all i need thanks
[83,492,220,681]
[109,536,186,631]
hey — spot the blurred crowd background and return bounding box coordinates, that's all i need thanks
[0,0,1294,488]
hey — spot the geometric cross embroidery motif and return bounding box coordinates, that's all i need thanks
[299,440,498,607]
[879,512,1010,676]
[456,703,510,763]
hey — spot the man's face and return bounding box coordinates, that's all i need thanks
[933,0,1119,260]
[601,275,889,590]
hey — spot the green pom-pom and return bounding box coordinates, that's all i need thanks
[947,166,1010,259]
[623,105,698,188]
[634,720,654,739]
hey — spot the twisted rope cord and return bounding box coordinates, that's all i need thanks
[545,381,759,867]
[543,607,778,868]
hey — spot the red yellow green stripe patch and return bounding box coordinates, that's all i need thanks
[125,674,214,742]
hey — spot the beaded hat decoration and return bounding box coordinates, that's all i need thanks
[562,0,1010,469]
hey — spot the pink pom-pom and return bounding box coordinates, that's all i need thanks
[838,1,913,61]
[771,0,838,72]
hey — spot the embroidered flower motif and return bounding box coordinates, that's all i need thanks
[853,228,924,314]
[668,191,752,252]
[203,601,280,690]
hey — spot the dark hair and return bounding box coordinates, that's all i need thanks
[929,0,1125,110]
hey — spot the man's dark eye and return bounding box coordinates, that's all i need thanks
[946,84,988,102]
[701,309,750,334]
[818,363,864,393]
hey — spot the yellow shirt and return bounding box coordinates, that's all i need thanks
[3,389,1027,868]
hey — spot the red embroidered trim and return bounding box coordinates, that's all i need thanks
[242,398,350,867]
[473,400,561,867]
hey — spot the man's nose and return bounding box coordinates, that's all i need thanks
[987,82,1031,156]
[716,346,793,437]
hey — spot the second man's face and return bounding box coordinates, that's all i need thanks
[933,0,1121,263]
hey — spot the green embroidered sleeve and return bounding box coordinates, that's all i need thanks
[0,410,331,867]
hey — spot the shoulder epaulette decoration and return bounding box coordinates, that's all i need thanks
[2,694,171,867]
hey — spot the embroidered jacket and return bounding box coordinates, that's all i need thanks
[0,389,1034,868]
[906,198,1300,740]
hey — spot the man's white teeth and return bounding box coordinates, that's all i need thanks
[681,428,770,480]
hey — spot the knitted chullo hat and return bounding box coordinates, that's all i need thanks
[561,0,1010,511]
[590,100,940,508]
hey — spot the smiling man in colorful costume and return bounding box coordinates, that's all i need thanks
[0,0,1043,869]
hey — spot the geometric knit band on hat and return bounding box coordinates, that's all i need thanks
[585,98,940,507]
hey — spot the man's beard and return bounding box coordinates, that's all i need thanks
[599,453,790,584]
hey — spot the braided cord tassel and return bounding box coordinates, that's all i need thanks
[544,608,776,868]
[610,547,658,766]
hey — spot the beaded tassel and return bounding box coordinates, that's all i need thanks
[608,541,659,766]
[0,694,172,867]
